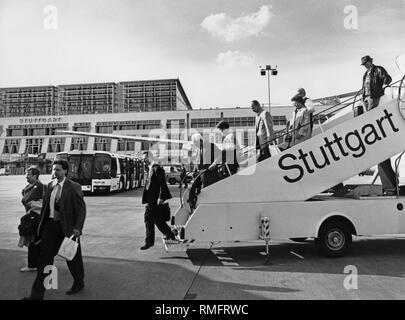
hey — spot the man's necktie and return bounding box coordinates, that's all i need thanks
[55,183,61,201]
[146,168,152,190]
[54,183,62,220]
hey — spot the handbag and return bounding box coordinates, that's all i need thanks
[58,235,79,261]
[18,212,41,236]
[157,203,171,221]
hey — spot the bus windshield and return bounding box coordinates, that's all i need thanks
[79,155,93,180]
[93,154,111,179]
[67,155,81,180]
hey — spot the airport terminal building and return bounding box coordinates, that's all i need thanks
[0,78,330,174]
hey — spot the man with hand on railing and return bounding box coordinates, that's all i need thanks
[216,120,240,177]
[285,94,312,148]
[191,133,222,188]
[361,55,392,110]
[251,100,275,162]
[297,88,315,133]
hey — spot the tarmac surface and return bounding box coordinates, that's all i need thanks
[0,175,405,300]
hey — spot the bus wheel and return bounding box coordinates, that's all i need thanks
[290,238,308,243]
[168,178,177,185]
[119,178,125,191]
[315,220,352,257]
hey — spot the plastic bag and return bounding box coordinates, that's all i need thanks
[57,235,78,261]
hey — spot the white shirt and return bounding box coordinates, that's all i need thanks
[145,162,154,190]
[49,177,65,218]
[364,69,371,97]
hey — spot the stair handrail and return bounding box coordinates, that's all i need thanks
[246,79,403,156]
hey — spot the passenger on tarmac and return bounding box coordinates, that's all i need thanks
[141,151,176,250]
[360,55,396,195]
[19,166,44,273]
[23,159,86,300]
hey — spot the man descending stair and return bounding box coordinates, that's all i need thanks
[251,100,275,162]
[360,55,396,195]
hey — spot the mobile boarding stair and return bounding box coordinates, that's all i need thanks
[164,76,405,254]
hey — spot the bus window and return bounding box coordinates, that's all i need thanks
[80,155,93,180]
[111,157,117,178]
[118,158,125,175]
[94,154,111,179]
[67,155,80,180]
[128,158,134,175]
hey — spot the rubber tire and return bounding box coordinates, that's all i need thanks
[315,221,352,257]
[168,178,177,185]
[119,178,125,192]
[290,238,308,243]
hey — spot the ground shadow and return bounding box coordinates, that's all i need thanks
[185,238,405,278]
[0,248,299,300]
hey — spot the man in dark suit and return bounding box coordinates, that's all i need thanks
[191,133,222,188]
[141,151,176,250]
[23,159,86,300]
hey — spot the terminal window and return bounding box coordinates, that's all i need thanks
[70,137,89,151]
[3,139,20,154]
[48,138,66,153]
[25,138,43,155]
[94,138,111,151]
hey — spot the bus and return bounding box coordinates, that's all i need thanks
[56,151,144,193]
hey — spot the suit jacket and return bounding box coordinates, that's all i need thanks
[362,65,392,99]
[290,106,311,146]
[21,180,44,213]
[256,110,275,150]
[37,178,86,237]
[142,164,172,206]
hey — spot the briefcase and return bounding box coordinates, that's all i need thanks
[157,203,171,221]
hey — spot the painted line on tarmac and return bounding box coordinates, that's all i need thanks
[212,249,239,266]
[289,251,304,259]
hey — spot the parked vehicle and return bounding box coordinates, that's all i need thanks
[0,168,10,176]
[162,165,192,185]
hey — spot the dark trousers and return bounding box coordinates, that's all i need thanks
[361,96,396,190]
[144,204,173,245]
[27,241,40,268]
[30,219,84,299]
[378,159,397,191]
[179,177,188,188]
[258,147,271,162]
[226,164,239,175]
[364,97,380,111]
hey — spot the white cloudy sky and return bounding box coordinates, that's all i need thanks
[0,0,404,108]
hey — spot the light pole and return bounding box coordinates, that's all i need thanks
[260,65,278,115]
